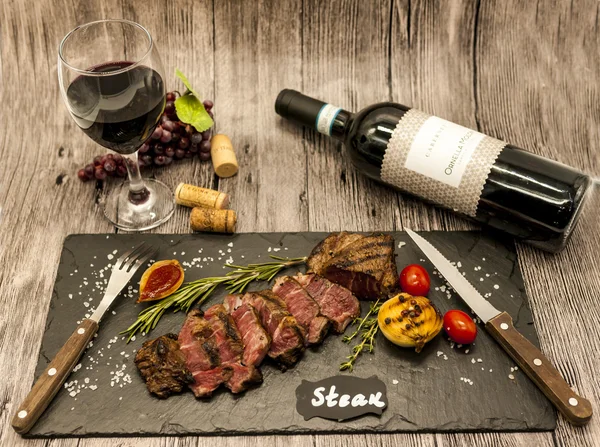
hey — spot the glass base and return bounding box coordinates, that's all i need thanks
[101,179,175,231]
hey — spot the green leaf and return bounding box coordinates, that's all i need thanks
[175,68,200,98]
[174,95,214,132]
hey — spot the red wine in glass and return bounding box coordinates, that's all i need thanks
[67,62,165,154]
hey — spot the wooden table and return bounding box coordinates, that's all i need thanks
[1,0,599,445]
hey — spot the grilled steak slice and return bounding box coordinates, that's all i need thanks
[178,310,232,397]
[225,295,271,367]
[273,276,330,345]
[242,290,305,368]
[204,304,263,393]
[294,273,361,333]
[134,333,193,398]
[307,232,398,300]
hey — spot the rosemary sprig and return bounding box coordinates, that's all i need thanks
[121,255,307,342]
[340,299,382,372]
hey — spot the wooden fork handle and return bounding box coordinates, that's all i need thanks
[486,312,592,425]
[12,318,98,434]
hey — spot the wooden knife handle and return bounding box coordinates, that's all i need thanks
[11,318,98,434]
[486,312,592,425]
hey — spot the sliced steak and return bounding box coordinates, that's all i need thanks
[227,298,271,367]
[307,232,398,300]
[223,293,243,312]
[242,290,305,368]
[204,304,263,393]
[294,273,361,333]
[273,276,330,345]
[178,310,232,397]
[134,333,193,398]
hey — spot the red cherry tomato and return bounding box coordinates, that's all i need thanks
[443,310,477,344]
[399,264,431,296]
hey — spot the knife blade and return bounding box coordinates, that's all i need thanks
[405,229,592,426]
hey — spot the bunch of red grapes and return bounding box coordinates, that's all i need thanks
[77,91,214,182]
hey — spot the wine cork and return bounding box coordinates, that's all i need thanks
[210,134,238,178]
[190,207,237,233]
[175,183,230,209]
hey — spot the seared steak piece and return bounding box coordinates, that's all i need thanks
[224,295,271,367]
[307,232,398,300]
[178,310,232,397]
[273,276,330,345]
[204,304,263,393]
[242,290,305,368]
[294,273,361,333]
[134,333,193,398]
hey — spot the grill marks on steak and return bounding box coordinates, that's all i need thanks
[178,310,231,397]
[307,232,398,300]
[273,276,330,345]
[204,304,262,393]
[241,291,305,368]
[294,273,360,333]
[134,333,194,398]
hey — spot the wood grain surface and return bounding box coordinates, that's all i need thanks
[0,0,599,446]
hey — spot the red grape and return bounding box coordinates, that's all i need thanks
[104,159,116,172]
[94,168,107,180]
[203,99,214,111]
[78,169,89,181]
[208,111,214,119]
[174,149,185,159]
[116,165,127,177]
[154,155,166,166]
[179,137,190,149]
[160,130,172,143]
[172,121,181,132]
[201,130,211,141]
[184,151,194,159]
[165,101,175,115]
[112,154,123,163]
[93,155,103,166]
[171,131,180,142]
[191,132,203,145]
[165,146,175,158]
[199,151,211,161]
[160,115,170,125]
[164,156,173,166]
[84,164,94,177]
[141,155,153,165]
[199,140,211,153]
[162,120,175,132]
[189,144,198,153]
[166,92,176,102]
[151,126,163,139]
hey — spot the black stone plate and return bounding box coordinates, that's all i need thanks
[26,231,555,437]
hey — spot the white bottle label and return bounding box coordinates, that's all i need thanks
[404,116,485,188]
[381,109,506,217]
[316,104,342,136]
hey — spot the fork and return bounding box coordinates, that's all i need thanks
[12,242,156,434]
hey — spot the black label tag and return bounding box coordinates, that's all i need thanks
[295,375,388,422]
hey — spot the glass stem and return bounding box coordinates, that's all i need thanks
[123,151,150,204]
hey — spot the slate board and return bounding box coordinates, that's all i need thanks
[27,231,556,438]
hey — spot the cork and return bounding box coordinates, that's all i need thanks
[190,207,237,233]
[210,134,238,178]
[175,183,230,209]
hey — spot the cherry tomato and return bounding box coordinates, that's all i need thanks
[399,264,431,296]
[443,310,477,344]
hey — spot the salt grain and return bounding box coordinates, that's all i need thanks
[509,374,515,380]
[392,379,398,385]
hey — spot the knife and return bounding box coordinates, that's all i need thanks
[405,229,592,426]
[12,243,156,435]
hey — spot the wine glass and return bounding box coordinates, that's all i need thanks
[58,19,175,231]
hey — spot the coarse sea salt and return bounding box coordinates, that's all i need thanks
[392,379,399,385]
[398,242,406,248]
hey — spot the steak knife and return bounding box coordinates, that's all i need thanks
[405,229,592,426]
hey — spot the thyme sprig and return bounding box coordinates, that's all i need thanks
[121,255,307,342]
[340,300,382,372]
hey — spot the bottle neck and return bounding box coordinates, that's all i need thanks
[275,89,351,141]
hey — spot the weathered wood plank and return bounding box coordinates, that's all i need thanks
[214,0,307,233]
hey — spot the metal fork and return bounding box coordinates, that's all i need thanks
[12,242,157,434]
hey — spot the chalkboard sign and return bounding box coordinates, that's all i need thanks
[295,375,388,422]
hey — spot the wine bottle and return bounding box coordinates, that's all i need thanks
[275,89,591,252]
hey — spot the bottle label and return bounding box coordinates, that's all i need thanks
[316,104,342,136]
[381,109,506,217]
